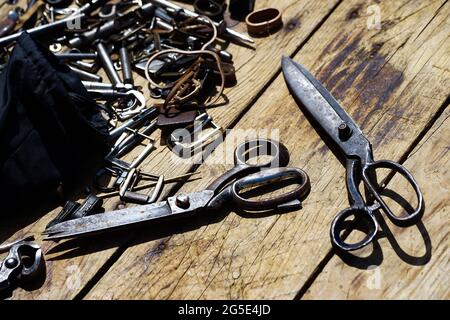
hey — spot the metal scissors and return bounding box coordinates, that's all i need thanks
[0,236,45,292]
[282,57,424,252]
[43,139,310,241]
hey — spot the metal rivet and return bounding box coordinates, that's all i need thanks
[338,122,352,141]
[175,195,190,209]
[5,257,18,269]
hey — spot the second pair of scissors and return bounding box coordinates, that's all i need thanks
[282,57,424,252]
[43,138,310,240]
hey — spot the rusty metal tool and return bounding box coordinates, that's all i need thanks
[282,56,424,252]
[43,139,310,240]
[0,236,45,292]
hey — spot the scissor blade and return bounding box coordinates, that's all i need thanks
[282,56,367,156]
[43,191,214,241]
[43,201,172,240]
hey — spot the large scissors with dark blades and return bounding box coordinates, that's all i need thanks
[282,57,424,252]
[43,138,310,241]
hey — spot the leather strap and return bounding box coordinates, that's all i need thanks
[245,8,283,36]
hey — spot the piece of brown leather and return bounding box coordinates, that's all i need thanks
[156,103,199,130]
[245,7,283,36]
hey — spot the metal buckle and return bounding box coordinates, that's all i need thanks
[168,112,223,158]
[115,90,147,121]
[106,120,157,170]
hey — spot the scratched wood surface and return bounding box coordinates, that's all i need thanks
[0,0,449,299]
[84,0,450,299]
[0,0,341,299]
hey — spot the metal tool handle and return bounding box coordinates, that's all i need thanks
[0,241,44,291]
[0,13,86,47]
[331,159,424,252]
[14,242,44,281]
[95,41,122,86]
[330,206,379,252]
[363,160,424,227]
[206,138,290,192]
[329,157,378,252]
[231,167,310,211]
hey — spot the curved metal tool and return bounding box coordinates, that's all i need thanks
[0,236,45,292]
[151,0,254,46]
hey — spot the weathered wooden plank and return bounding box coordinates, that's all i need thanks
[84,0,450,299]
[0,0,341,299]
[302,106,450,299]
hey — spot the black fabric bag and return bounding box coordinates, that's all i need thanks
[0,33,109,210]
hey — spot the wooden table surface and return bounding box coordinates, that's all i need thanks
[1,0,449,300]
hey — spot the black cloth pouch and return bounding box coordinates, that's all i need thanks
[0,33,109,211]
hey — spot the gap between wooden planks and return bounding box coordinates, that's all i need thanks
[1,0,341,299]
[82,0,450,299]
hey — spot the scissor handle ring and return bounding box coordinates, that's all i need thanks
[234,138,290,169]
[330,207,378,251]
[206,139,291,193]
[363,160,424,227]
[231,167,310,211]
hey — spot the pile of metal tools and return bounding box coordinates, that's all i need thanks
[0,0,259,222]
[0,1,427,299]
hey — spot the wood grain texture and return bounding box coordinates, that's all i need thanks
[84,0,450,299]
[0,0,341,299]
[302,107,450,300]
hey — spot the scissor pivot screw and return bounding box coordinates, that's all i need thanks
[5,257,18,269]
[175,195,190,209]
[338,122,352,141]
